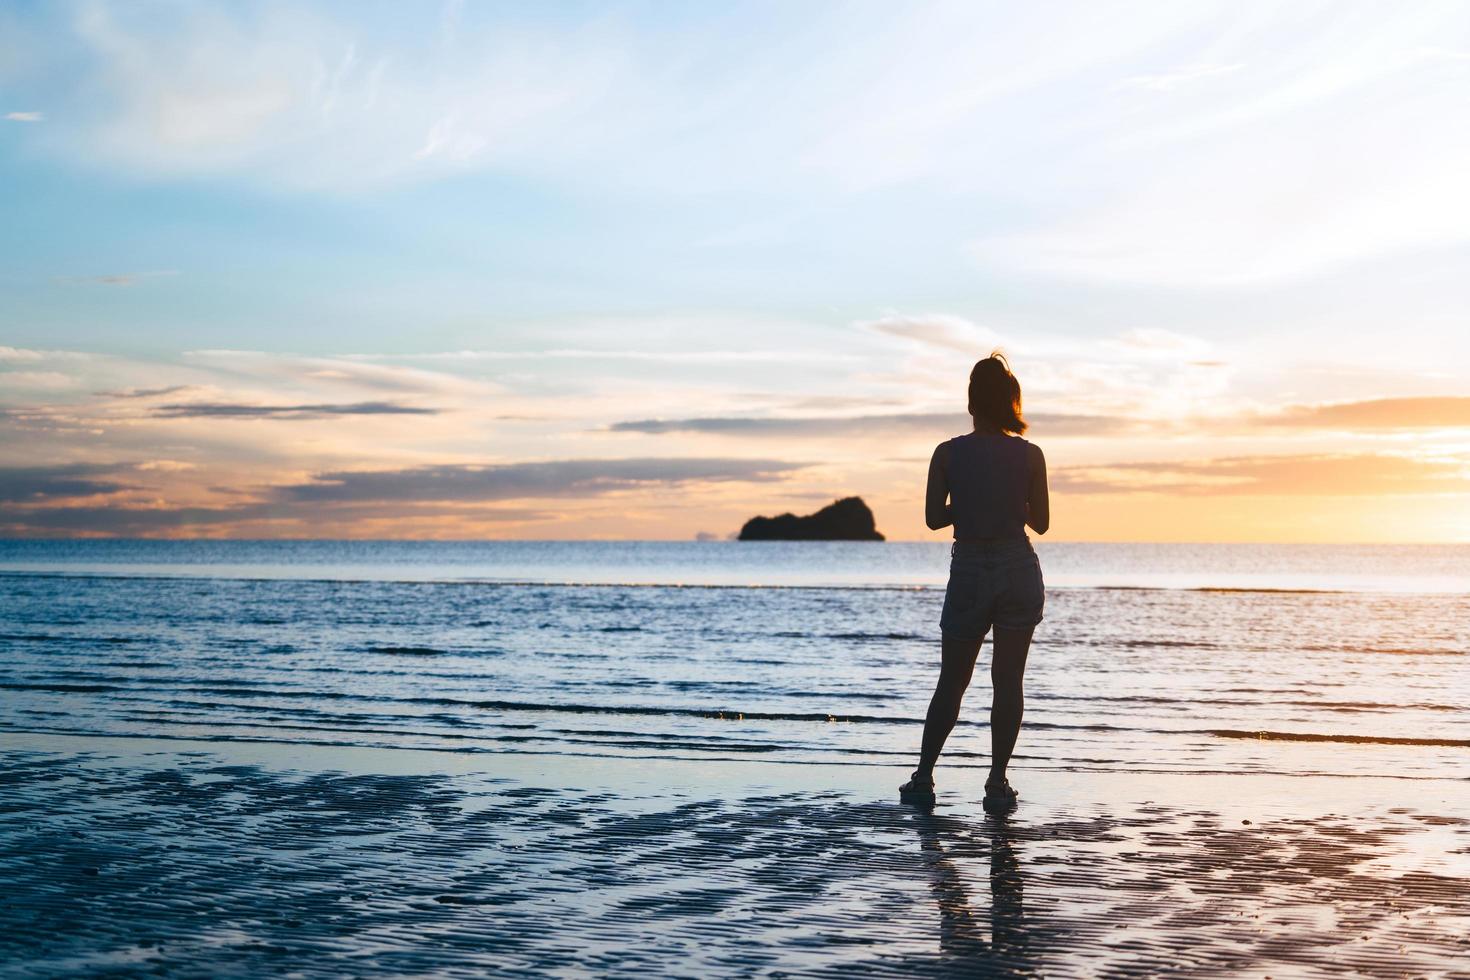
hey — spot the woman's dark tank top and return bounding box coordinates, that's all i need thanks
[947,432,1031,540]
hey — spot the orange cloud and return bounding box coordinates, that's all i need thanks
[1053,453,1468,496]
[1262,397,1470,430]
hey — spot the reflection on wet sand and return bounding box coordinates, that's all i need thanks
[4,741,1468,977]
[914,809,1038,973]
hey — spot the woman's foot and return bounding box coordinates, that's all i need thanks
[899,770,936,806]
[983,775,1018,812]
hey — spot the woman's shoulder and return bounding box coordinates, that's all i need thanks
[932,433,974,465]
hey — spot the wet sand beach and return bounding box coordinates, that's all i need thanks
[3,733,1467,978]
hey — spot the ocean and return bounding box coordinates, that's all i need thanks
[2,540,1466,782]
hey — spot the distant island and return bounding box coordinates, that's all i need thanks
[737,497,885,541]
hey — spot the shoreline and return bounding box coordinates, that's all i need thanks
[4,733,1468,977]
[5,729,1469,782]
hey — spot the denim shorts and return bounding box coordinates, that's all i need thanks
[939,538,1045,640]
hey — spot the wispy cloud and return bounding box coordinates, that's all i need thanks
[43,1,636,190]
[99,385,197,399]
[275,458,806,504]
[1118,63,1244,92]
[1054,454,1468,496]
[1261,397,1470,430]
[610,412,1131,438]
[149,400,439,420]
[353,349,848,364]
[180,350,503,398]
[4,110,43,122]
[0,347,50,362]
[860,315,999,354]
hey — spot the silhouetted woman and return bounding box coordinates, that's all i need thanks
[900,352,1048,810]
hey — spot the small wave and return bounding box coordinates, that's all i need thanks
[771,631,928,642]
[1209,729,1470,748]
[1030,692,1465,714]
[1190,586,1345,595]
[1298,644,1462,657]
[0,681,118,694]
[1292,699,1464,713]
[361,645,450,657]
[1092,585,1345,595]
[0,680,1144,734]
[0,632,139,645]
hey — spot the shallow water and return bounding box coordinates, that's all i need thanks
[1,540,1466,780]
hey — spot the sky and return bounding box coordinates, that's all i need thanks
[2,0,1468,542]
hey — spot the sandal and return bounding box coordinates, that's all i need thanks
[983,776,1018,812]
[899,770,936,805]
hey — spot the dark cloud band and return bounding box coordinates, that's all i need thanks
[0,457,807,535]
[150,401,439,419]
[610,412,1127,437]
[0,464,142,502]
[276,458,806,503]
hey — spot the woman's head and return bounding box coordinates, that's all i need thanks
[968,351,1027,434]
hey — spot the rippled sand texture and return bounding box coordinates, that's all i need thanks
[4,744,1468,978]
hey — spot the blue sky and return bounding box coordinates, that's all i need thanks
[2,1,1469,540]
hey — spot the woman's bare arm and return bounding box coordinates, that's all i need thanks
[1025,443,1049,535]
[926,442,952,531]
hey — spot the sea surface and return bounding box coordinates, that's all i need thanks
[2,540,1466,781]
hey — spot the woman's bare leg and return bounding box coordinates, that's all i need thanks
[988,625,1034,783]
[916,634,984,778]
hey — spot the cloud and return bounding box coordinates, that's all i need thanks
[965,15,1470,286]
[609,412,1130,438]
[0,347,93,362]
[1109,328,1211,357]
[136,459,197,472]
[1261,397,1470,430]
[99,385,197,399]
[149,400,439,419]
[0,456,807,535]
[181,350,502,398]
[0,371,78,390]
[0,464,141,502]
[274,458,806,504]
[4,110,42,122]
[39,1,637,191]
[355,349,845,364]
[1118,63,1244,93]
[1053,454,1468,496]
[860,315,1000,354]
[0,502,545,536]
